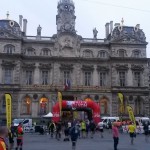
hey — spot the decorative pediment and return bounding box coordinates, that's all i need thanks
[39,63,51,69]
[82,65,94,71]
[115,64,129,70]
[131,64,144,71]
[1,60,16,67]
[22,63,36,69]
[97,66,109,71]
[60,64,74,70]
[111,26,147,44]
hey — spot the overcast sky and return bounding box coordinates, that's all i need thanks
[0,0,150,57]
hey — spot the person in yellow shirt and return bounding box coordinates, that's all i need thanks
[0,126,9,150]
[128,122,136,145]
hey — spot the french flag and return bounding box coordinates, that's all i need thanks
[64,79,71,90]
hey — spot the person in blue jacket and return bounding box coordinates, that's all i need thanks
[70,124,80,150]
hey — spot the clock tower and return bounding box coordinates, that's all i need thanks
[56,0,76,34]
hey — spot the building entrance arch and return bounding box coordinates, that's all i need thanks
[52,100,100,124]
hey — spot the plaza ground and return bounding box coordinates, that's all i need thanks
[22,130,150,150]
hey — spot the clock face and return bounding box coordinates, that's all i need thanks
[64,5,69,10]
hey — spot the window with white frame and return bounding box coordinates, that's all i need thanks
[99,72,106,86]
[25,70,33,85]
[4,68,12,84]
[4,44,15,54]
[119,71,126,87]
[41,70,49,85]
[134,72,141,87]
[84,72,92,86]
[64,71,70,84]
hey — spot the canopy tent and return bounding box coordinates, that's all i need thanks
[43,112,53,118]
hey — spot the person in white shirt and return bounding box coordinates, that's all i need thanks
[97,122,104,138]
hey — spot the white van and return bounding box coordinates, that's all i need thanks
[101,117,119,128]
[13,119,32,127]
[135,117,150,125]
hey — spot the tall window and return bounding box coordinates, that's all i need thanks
[134,72,141,87]
[25,71,33,85]
[42,70,49,85]
[4,45,15,54]
[99,72,106,86]
[119,72,126,87]
[119,50,125,57]
[0,96,6,114]
[64,71,70,84]
[4,68,12,84]
[22,97,31,115]
[40,97,48,115]
[84,72,92,86]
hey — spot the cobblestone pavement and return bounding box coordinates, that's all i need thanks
[22,131,150,150]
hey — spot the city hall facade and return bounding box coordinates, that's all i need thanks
[0,0,150,120]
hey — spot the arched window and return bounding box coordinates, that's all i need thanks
[98,51,107,58]
[21,96,31,115]
[133,50,141,58]
[26,48,36,56]
[100,97,109,115]
[118,49,126,57]
[41,48,51,56]
[83,50,93,58]
[39,97,48,115]
[4,44,15,54]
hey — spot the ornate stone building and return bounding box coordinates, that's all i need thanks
[0,0,149,120]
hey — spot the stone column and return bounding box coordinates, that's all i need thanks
[93,65,98,86]
[127,68,133,86]
[34,65,40,84]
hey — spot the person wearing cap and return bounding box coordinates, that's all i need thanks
[112,123,119,150]
[0,126,9,150]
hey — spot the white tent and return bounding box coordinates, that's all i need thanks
[43,112,53,118]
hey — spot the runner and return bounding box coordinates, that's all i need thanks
[0,126,8,150]
[112,123,119,150]
[70,124,80,150]
[143,121,149,142]
[89,120,96,139]
[8,123,15,150]
[49,121,56,138]
[98,122,104,138]
[128,122,136,145]
[81,120,86,138]
[16,123,24,150]
[56,121,62,141]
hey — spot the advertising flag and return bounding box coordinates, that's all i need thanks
[118,93,124,113]
[58,92,62,116]
[127,105,136,128]
[5,93,12,128]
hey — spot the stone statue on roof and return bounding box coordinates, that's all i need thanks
[93,27,98,39]
[37,25,42,36]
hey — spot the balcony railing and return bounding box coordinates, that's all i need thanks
[82,38,105,43]
[23,36,54,41]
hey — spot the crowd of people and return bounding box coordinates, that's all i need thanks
[0,119,150,150]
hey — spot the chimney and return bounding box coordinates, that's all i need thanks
[110,21,113,33]
[19,15,23,29]
[105,23,110,38]
[23,19,27,35]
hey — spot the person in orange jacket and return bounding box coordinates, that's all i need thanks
[16,123,24,150]
[0,126,9,150]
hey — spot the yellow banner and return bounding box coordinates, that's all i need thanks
[118,93,124,113]
[58,92,62,116]
[5,94,12,128]
[127,105,136,128]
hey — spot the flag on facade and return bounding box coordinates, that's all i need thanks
[127,105,136,128]
[58,92,62,116]
[64,79,71,90]
[118,93,124,113]
[5,93,12,128]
